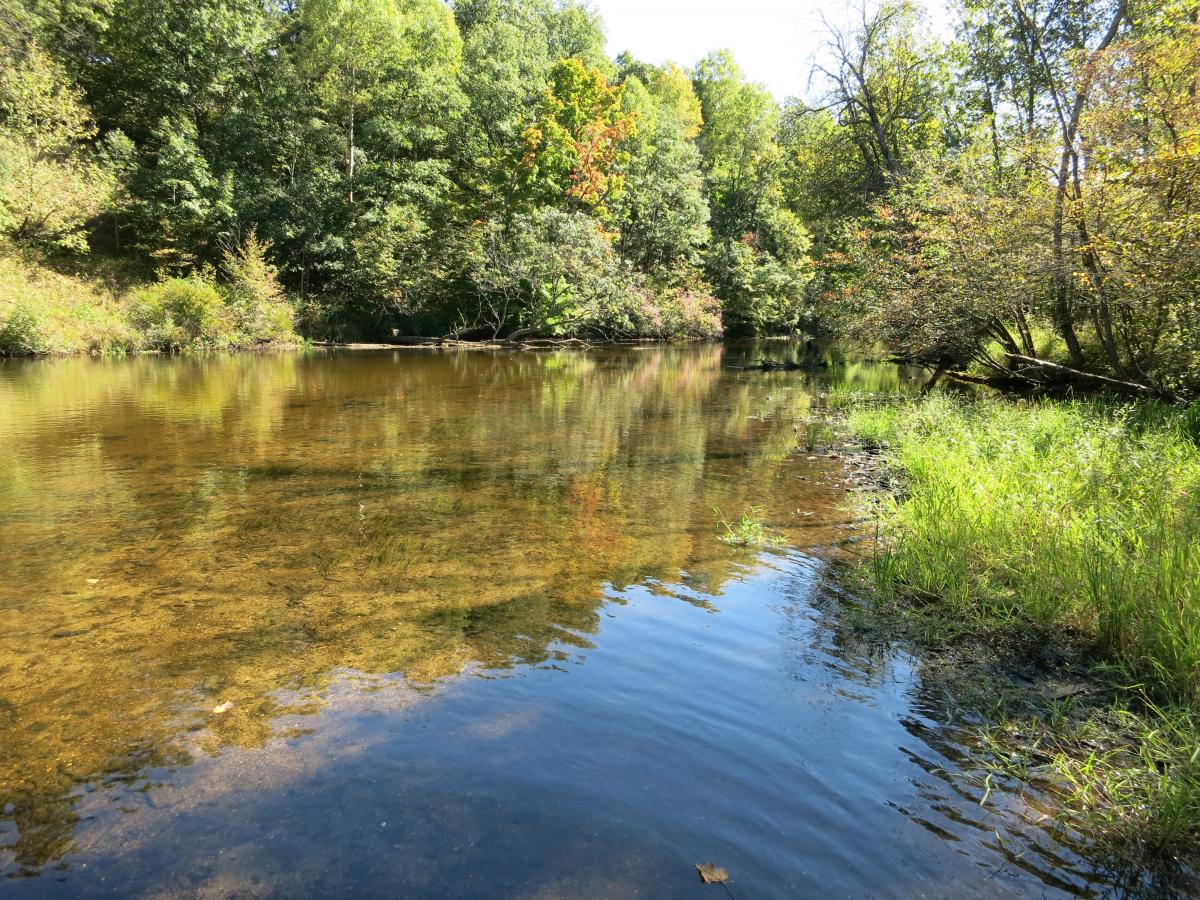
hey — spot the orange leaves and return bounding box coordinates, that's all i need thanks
[515,59,637,216]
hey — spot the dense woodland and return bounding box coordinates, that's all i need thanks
[0,0,1197,397]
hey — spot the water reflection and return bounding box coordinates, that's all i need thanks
[0,347,849,871]
[0,347,1131,897]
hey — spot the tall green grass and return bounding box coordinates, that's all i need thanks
[848,395,1200,864]
[848,395,1200,706]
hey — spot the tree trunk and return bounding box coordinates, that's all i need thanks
[347,65,356,204]
[1017,0,1126,368]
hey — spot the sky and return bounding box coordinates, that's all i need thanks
[594,0,951,102]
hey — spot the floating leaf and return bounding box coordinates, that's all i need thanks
[212,701,234,714]
[695,863,729,884]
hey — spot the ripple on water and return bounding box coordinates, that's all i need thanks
[0,348,1142,897]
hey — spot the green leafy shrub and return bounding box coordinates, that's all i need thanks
[129,276,232,350]
[707,207,813,335]
[0,303,45,354]
[221,233,296,345]
[471,208,642,337]
[716,507,784,548]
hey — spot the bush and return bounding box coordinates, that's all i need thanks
[0,303,45,354]
[707,207,813,335]
[221,233,296,345]
[471,207,643,337]
[129,276,233,350]
[628,286,723,339]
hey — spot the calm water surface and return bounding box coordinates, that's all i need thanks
[0,347,1138,897]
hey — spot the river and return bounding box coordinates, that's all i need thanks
[0,346,1128,896]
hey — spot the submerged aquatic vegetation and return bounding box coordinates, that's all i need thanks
[844,394,1200,866]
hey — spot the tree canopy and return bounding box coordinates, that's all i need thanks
[0,0,1197,395]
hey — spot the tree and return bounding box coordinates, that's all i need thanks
[469,206,640,337]
[693,50,780,241]
[0,42,111,250]
[693,51,814,334]
[129,116,234,270]
[455,0,553,210]
[291,0,466,335]
[614,62,710,270]
[515,57,636,218]
[815,0,949,191]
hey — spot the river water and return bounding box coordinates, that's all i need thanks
[0,346,1136,897]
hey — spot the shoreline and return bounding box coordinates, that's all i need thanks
[830,392,1200,883]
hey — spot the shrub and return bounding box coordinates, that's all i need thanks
[706,208,813,336]
[628,286,723,339]
[0,303,45,354]
[471,207,643,337]
[129,276,232,350]
[221,233,296,344]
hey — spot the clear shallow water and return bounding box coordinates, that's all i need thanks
[0,346,1133,896]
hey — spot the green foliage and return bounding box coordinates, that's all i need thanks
[470,206,640,337]
[814,0,950,186]
[614,64,710,270]
[850,395,1200,707]
[820,0,1199,398]
[0,43,112,250]
[515,58,636,217]
[693,51,781,241]
[129,241,297,351]
[692,51,814,335]
[131,117,234,268]
[6,0,1189,359]
[221,232,296,345]
[716,507,784,547]
[707,206,813,334]
[0,302,45,355]
[129,276,232,350]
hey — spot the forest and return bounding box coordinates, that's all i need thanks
[0,0,1195,399]
[3,0,1200,885]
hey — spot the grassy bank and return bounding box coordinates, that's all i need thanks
[0,253,137,354]
[844,394,1200,868]
[0,244,299,356]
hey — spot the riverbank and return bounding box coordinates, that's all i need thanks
[0,252,726,359]
[837,393,1200,878]
[0,250,299,356]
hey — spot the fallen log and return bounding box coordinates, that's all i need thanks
[727,359,830,372]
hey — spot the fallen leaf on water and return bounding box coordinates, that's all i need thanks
[695,863,729,884]
[212,701,234,714]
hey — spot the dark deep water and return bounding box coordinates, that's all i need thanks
[0,346,1140,897]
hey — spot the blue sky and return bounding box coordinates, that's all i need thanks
[594,0,952,102]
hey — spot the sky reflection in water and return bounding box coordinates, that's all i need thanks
[0,346,1122,897]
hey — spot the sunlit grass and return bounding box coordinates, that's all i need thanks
[846,393,1200,863]
[0,253,138,355]
[716,507,784,548]
[849,394,1200,706]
